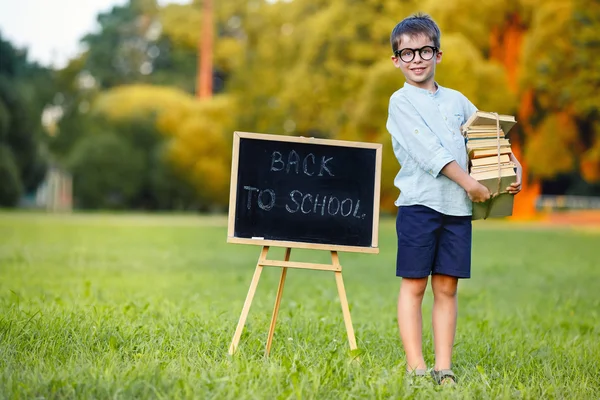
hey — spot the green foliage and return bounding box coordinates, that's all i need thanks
[0,90,10,141]
[63,115,197,210]
[68,131,144,209]
[1,213,599,398]
[93,85,234,209]
[526,113,579,178]
[0,146,23,206]
[146,143,199,210]
[0,34,52,195]
[81,0,196,92]
[518,0,600,183]
[521,0,600,116]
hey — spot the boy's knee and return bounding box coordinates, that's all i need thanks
[401,277,428,297]
[432,275,458,297]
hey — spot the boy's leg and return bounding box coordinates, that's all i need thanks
[398,277,429,371]
[430,213,471,372]
[396,205,442,371]
[431,274,458,370]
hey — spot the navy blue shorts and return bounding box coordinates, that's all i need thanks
[396,205,472,279]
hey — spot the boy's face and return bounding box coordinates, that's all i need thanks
[391,33,442,91]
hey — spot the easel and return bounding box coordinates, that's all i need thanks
[228,246,357,356]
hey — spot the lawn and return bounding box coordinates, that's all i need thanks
[1,212,599,399]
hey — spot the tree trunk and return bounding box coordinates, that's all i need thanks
[490,14,540,219]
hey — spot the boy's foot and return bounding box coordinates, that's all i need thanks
[430,369,457,385]
[405,368,430,386]
[406,368,427,378]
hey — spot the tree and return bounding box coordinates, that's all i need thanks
[426,0,600,215]
[81,0,197,92]
[45,0,201,210]
[0,145,23,206]
[168,0,514,210]
[521,0,600,183]
[52,0,600,212]
[0,33,52,205]
[68,128,145,209]
[92,84,233,209]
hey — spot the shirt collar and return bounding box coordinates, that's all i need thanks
[403,81,442,96]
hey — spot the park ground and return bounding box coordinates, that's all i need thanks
[1,211,599,399]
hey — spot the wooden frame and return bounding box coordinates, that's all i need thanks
[228,246,357,357]
[227,131,382,254]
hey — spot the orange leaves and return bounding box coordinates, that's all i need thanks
[580,124,600,183]
[436,33,516,114]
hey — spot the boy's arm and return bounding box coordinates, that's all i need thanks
[457,95,491,201]
[387,95,490,202]
[440,161,491,203]
[386,95,454,178]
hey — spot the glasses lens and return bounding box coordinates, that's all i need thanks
[400,49,414,62]
[420,46,435,60]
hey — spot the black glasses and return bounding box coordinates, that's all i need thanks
[394,46,438,63]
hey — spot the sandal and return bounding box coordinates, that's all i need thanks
[430,369,457,385]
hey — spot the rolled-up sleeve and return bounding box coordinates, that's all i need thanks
[386,94,455,177]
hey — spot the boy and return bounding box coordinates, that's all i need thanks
[386,13,522,385]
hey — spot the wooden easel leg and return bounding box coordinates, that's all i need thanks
[265,247,291,356]
[332,251,358,352]
[228,246,269,355]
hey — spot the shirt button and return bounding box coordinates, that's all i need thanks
[414,129,419,134]
[444,116,448,120]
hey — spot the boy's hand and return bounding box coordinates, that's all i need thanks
[507,153,523,195]
[440,161,491,202]
[467,180,491,203]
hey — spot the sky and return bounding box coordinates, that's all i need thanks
[0,0,190,68]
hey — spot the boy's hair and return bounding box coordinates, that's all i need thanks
[390,13,441,54]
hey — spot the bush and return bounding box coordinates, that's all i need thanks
[68,133,144,209]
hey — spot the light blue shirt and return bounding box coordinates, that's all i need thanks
[386,82,478,216]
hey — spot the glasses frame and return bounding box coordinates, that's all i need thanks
[394,46,439,63]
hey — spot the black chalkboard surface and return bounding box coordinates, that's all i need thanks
[227,132,382,253]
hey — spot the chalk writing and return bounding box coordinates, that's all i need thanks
[270,151,334,177]
[244,186,365,219]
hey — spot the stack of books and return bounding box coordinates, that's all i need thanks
[462,111,518,220]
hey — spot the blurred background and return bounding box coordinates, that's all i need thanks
[0,0,599,220]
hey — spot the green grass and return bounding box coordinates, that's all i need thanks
[1,212,599,399]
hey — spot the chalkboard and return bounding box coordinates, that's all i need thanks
[227,132,382,253]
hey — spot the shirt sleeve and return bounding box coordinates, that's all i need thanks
[386,94,455,178]
[462,96,478,124]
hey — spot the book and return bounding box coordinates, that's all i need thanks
[470,166,516,180]
[465,131,506,139]
[470,154,511,167]
[472,169,517,220]
[469,146,512,159]
[463,111,517,135]
[470,162,516,174]
[467,138,511,149]
[465,125,509,131]
[463,110,518,220]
